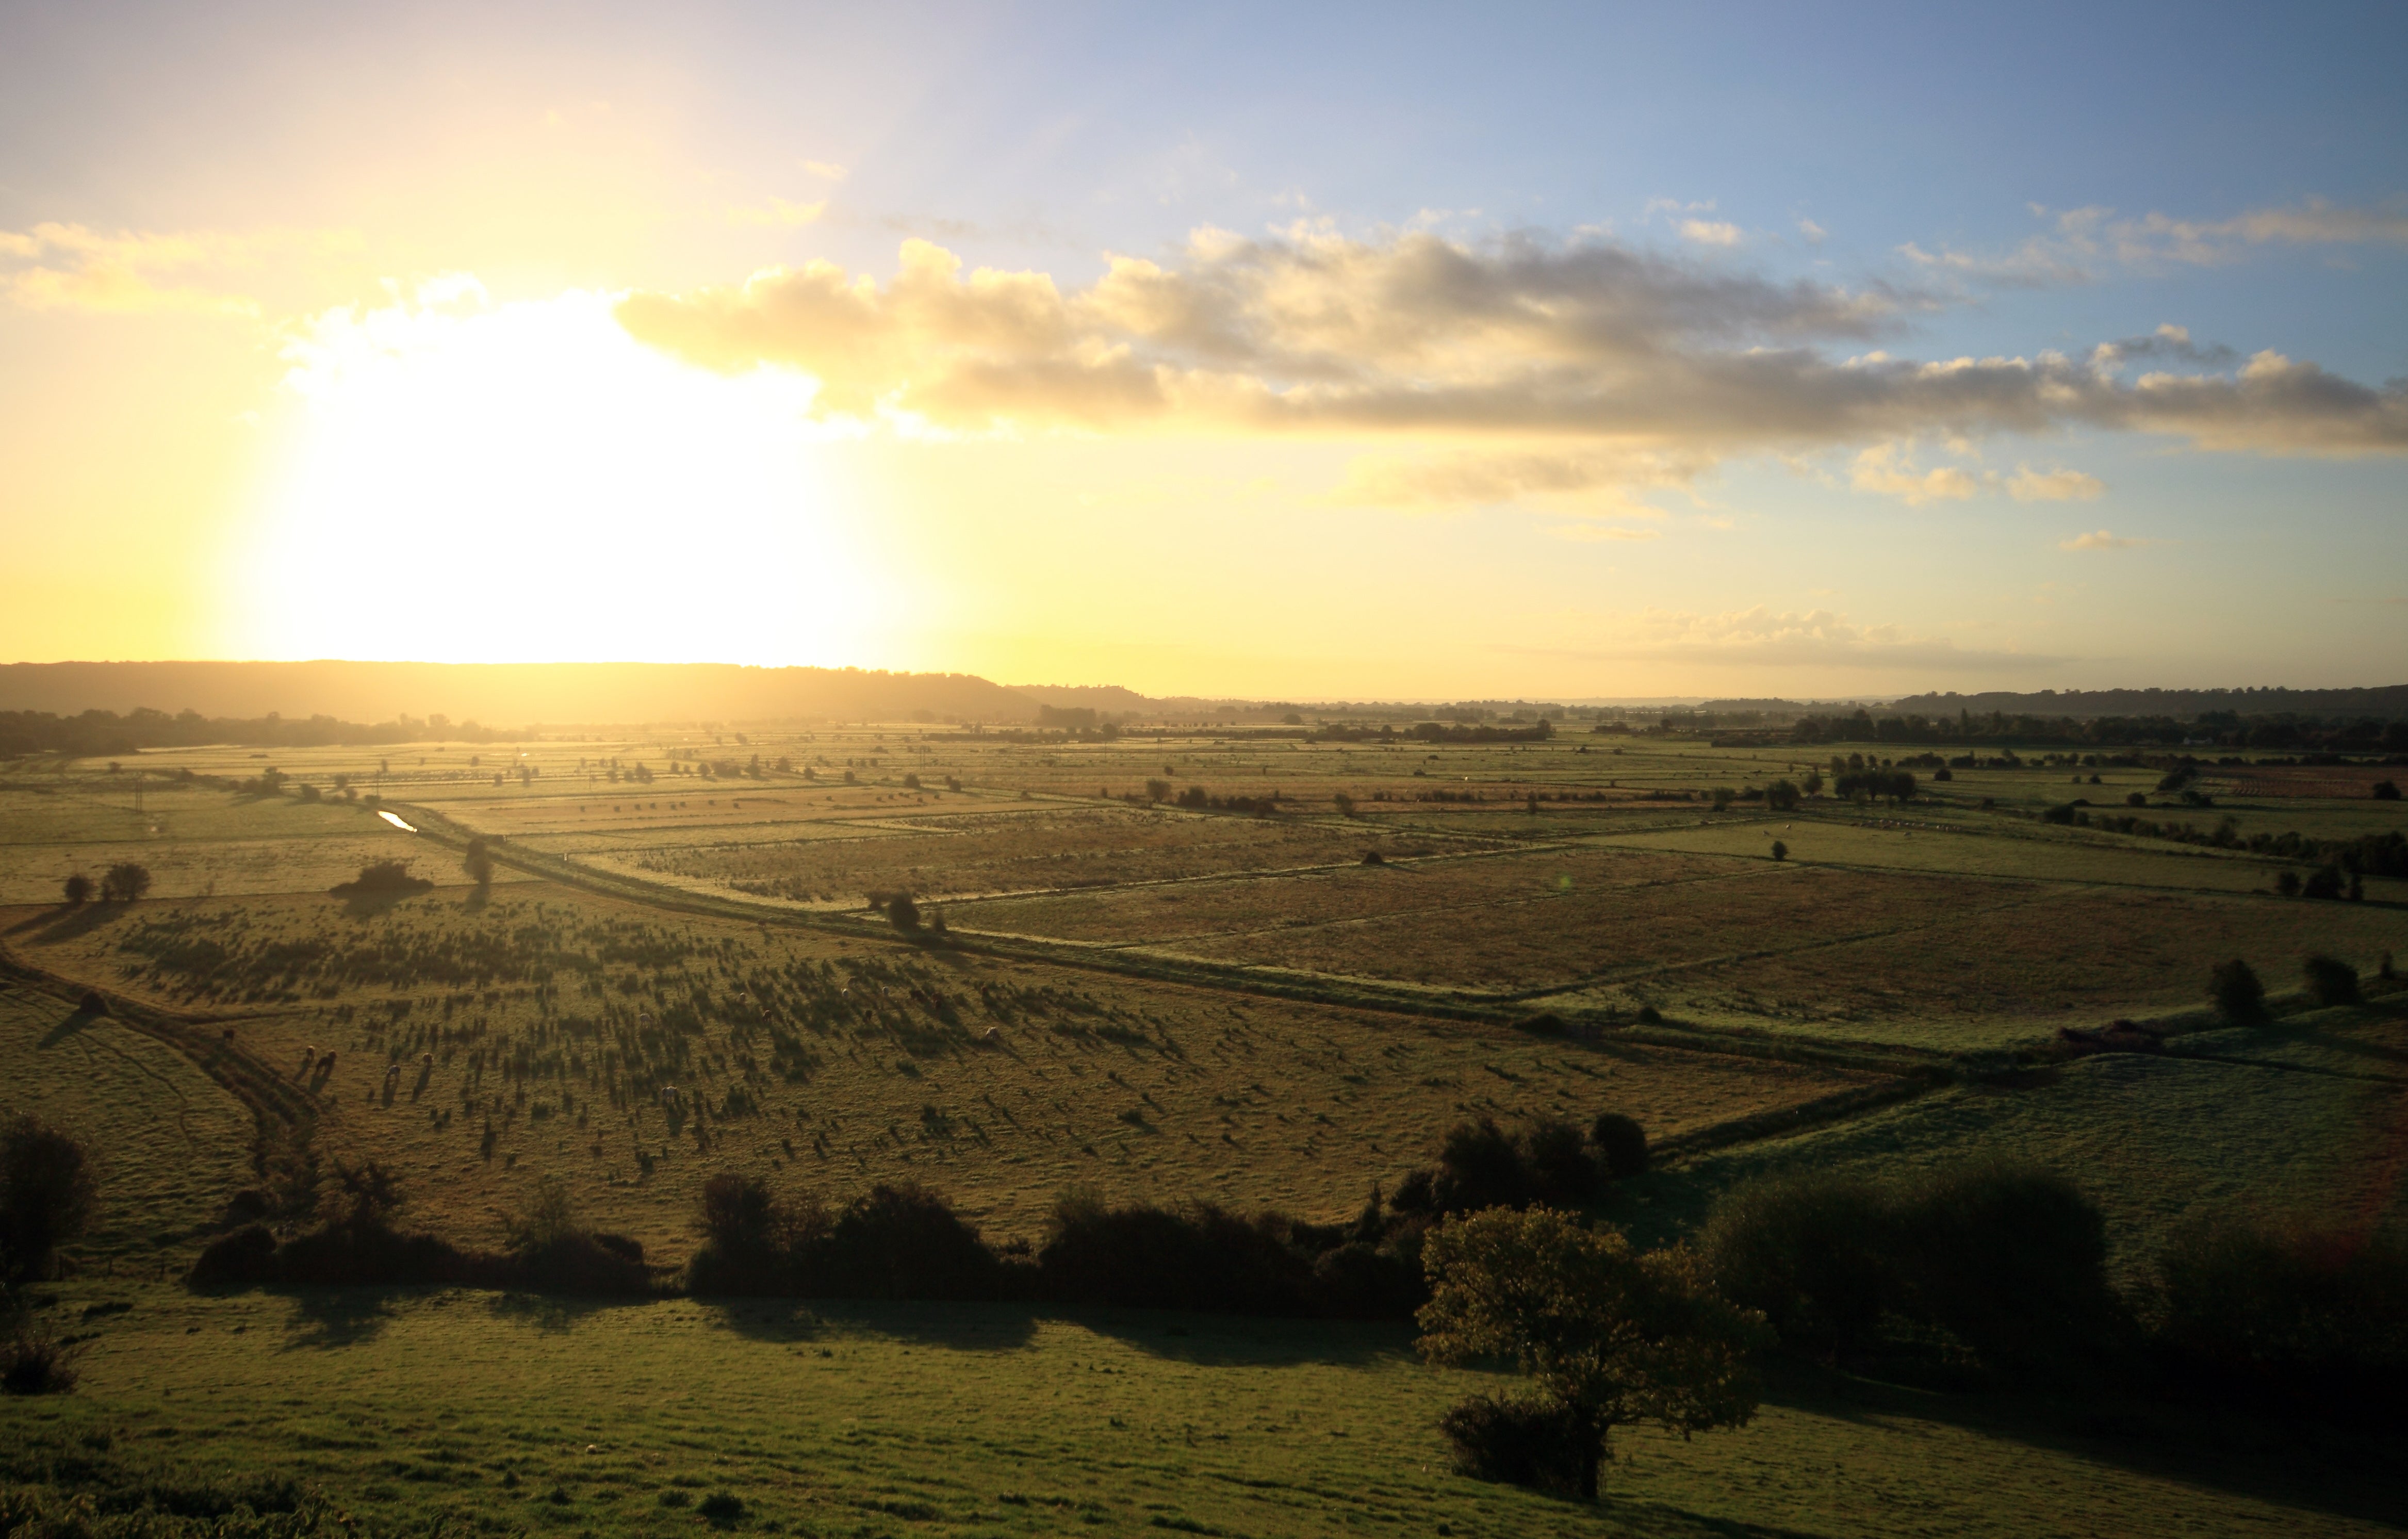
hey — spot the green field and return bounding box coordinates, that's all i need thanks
[4,725,2405,1533]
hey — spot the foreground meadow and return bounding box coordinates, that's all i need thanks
[6,1280,2401,1539]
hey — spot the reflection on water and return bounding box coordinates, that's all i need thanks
[376,810,418,833]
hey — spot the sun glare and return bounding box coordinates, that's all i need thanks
[228,280,886,667]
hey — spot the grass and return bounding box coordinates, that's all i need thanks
[4,1280,2400,1538]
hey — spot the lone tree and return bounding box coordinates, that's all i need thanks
[2209,958,2266,1023]
[2303,954,2361,1008]
[462,838,494,888]
[1,1116,98,1284]
[99,862,152,903]
[1418,1207,1765,1500]
[60,873,93,907]
[1765,779,1801,812]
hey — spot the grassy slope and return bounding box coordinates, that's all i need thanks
[6,1281,2399,1539]
[0,986,252,1268]
[1614,1041,2408,1284]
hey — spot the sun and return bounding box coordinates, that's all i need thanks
[227,279,888,668]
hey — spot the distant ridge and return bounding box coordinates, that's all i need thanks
[0,661,1042,726]
[1886,685,2408,720]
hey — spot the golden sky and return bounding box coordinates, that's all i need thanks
[3,5,2403,700]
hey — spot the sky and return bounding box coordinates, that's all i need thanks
[2,1,2403,702]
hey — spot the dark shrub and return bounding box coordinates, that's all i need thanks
[60,873,92,906]
[1588,1113,1647,1180]
[1701,1171,1894,1360]
[1525,1118,1599,1207]
[814,1183,1004,1300]
[1308,1240,1427,1319]
[2302,954,2361,1008]
[698,1491,746,1527]
[1635,1005,1664,1026]
[2276,870,2302,897]
[1517,1012,1566,1037]
[886,894,922,933]
[2374,780,2401,801]
[2154,1216,2408,1406]
[1765,779,1801,812]
[1897,1163,2121,1372]
[77,992,107,1017]
[699,1172,779,1256]
[463,838,494,886]
[1038,1193,1309,1314]
[1,1116,98,1284]
[2209,958,2266,1023]
[1437,1393,1590,1496]
[2302,865,2344,901]
[189,1223,279,1287]
[0,1315,81,1395]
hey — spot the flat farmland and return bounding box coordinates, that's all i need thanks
[1641,883,2408,1048]
[0,882,1889,1259]
[945,842,1731,948]
[621,801,1486,905]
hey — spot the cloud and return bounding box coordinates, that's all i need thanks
[2007,465,2104,501]
[1851,443,1976,505]
[616,227,2408,464]
[2059,529,2147,550]
[1328,446,1708,510]
[1797,218,1826,244]
[1906,199,2408,287]
[0,221,271,315]
[1679,219,1743,247]
[728,197,828,228]
[1510,604,2066,672]
[801,160,849,181]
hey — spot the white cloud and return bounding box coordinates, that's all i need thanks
[1679,219,1743,247]
[1510,604,2068,671]
[1797,218,1827,244]
[2007,466,2104,501]
[2059,529,2147,550]
[1547,524,1662,543]
[0,220,297,315]
[801,160,849,181]
[616,227,2408,464]
[1851,443,1976,505]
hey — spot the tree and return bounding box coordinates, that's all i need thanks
[1709,787,1737,812]
[0,1116,98,1284]
[462,838,494,888]
[886,894,923,934]
[2375,780,2401,801]
[1770,840,1788,862]
[60,874,93,907]
[2209,958,2266,1023]
[1418,1207,1765,1500]
[2302,954,2360,1008]
[1333,791,1357,817]
[99,862,152,903]
[1145,778,1172,803]
[1764,779,1800,812]
[1800,768,1823,796]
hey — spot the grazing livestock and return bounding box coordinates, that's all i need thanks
[982,1026,1001,1042]
[420,1052,435,1068]
[318,1052,337,1075]
[383,1061,402,1083]
[659,1085,682,1108]
[297,1046,317,1077]
[221,1026,237,1045]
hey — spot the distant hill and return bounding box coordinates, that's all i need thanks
[0,661,1043,727]
[1887,686,2408,721]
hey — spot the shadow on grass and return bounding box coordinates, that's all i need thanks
[487,1290,658,1333]
[39,1002,107,1048]
[700,1297,1043,1352]
[1759,1360,2408,1532]
[1055,1306,1415,1368]
[275,1286,406,1350]
[13,902,128,946]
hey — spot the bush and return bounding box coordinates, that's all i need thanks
[2209,958,2267,1024]
[812,1183,1005,1300]
[1701,1170,1894,1360]
[189,1223,280,1287]
[1588,1113,1648,1180]
[1769,839,1787,862]
[99,861,152,902]
[2153,1216,2408,1407]
[60,873,92,906]
[1764,779,1800,812]
[2374,780,2401,801]
[0,1312,81,1395]
[463,838,494,886]
[886,894,923,933]
[0,1117,97,1284]
[1437,1393,1591,1496]
[1700,1161,2120,1374]
[2302,954,2361,1007]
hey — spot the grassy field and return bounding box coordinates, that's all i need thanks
[5,1280,2401,1539]
[5,726,2406,1532]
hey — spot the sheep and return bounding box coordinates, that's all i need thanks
[221,1026,237,1045]
[297,1045,317,1077]
[383,1061,403,1083]
[658,1085,682,1108]
[318,1051,337,1075]
[982,1026,1002,1042]
[419,1052,435,1068]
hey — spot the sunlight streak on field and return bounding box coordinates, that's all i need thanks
[226,280,890,668]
